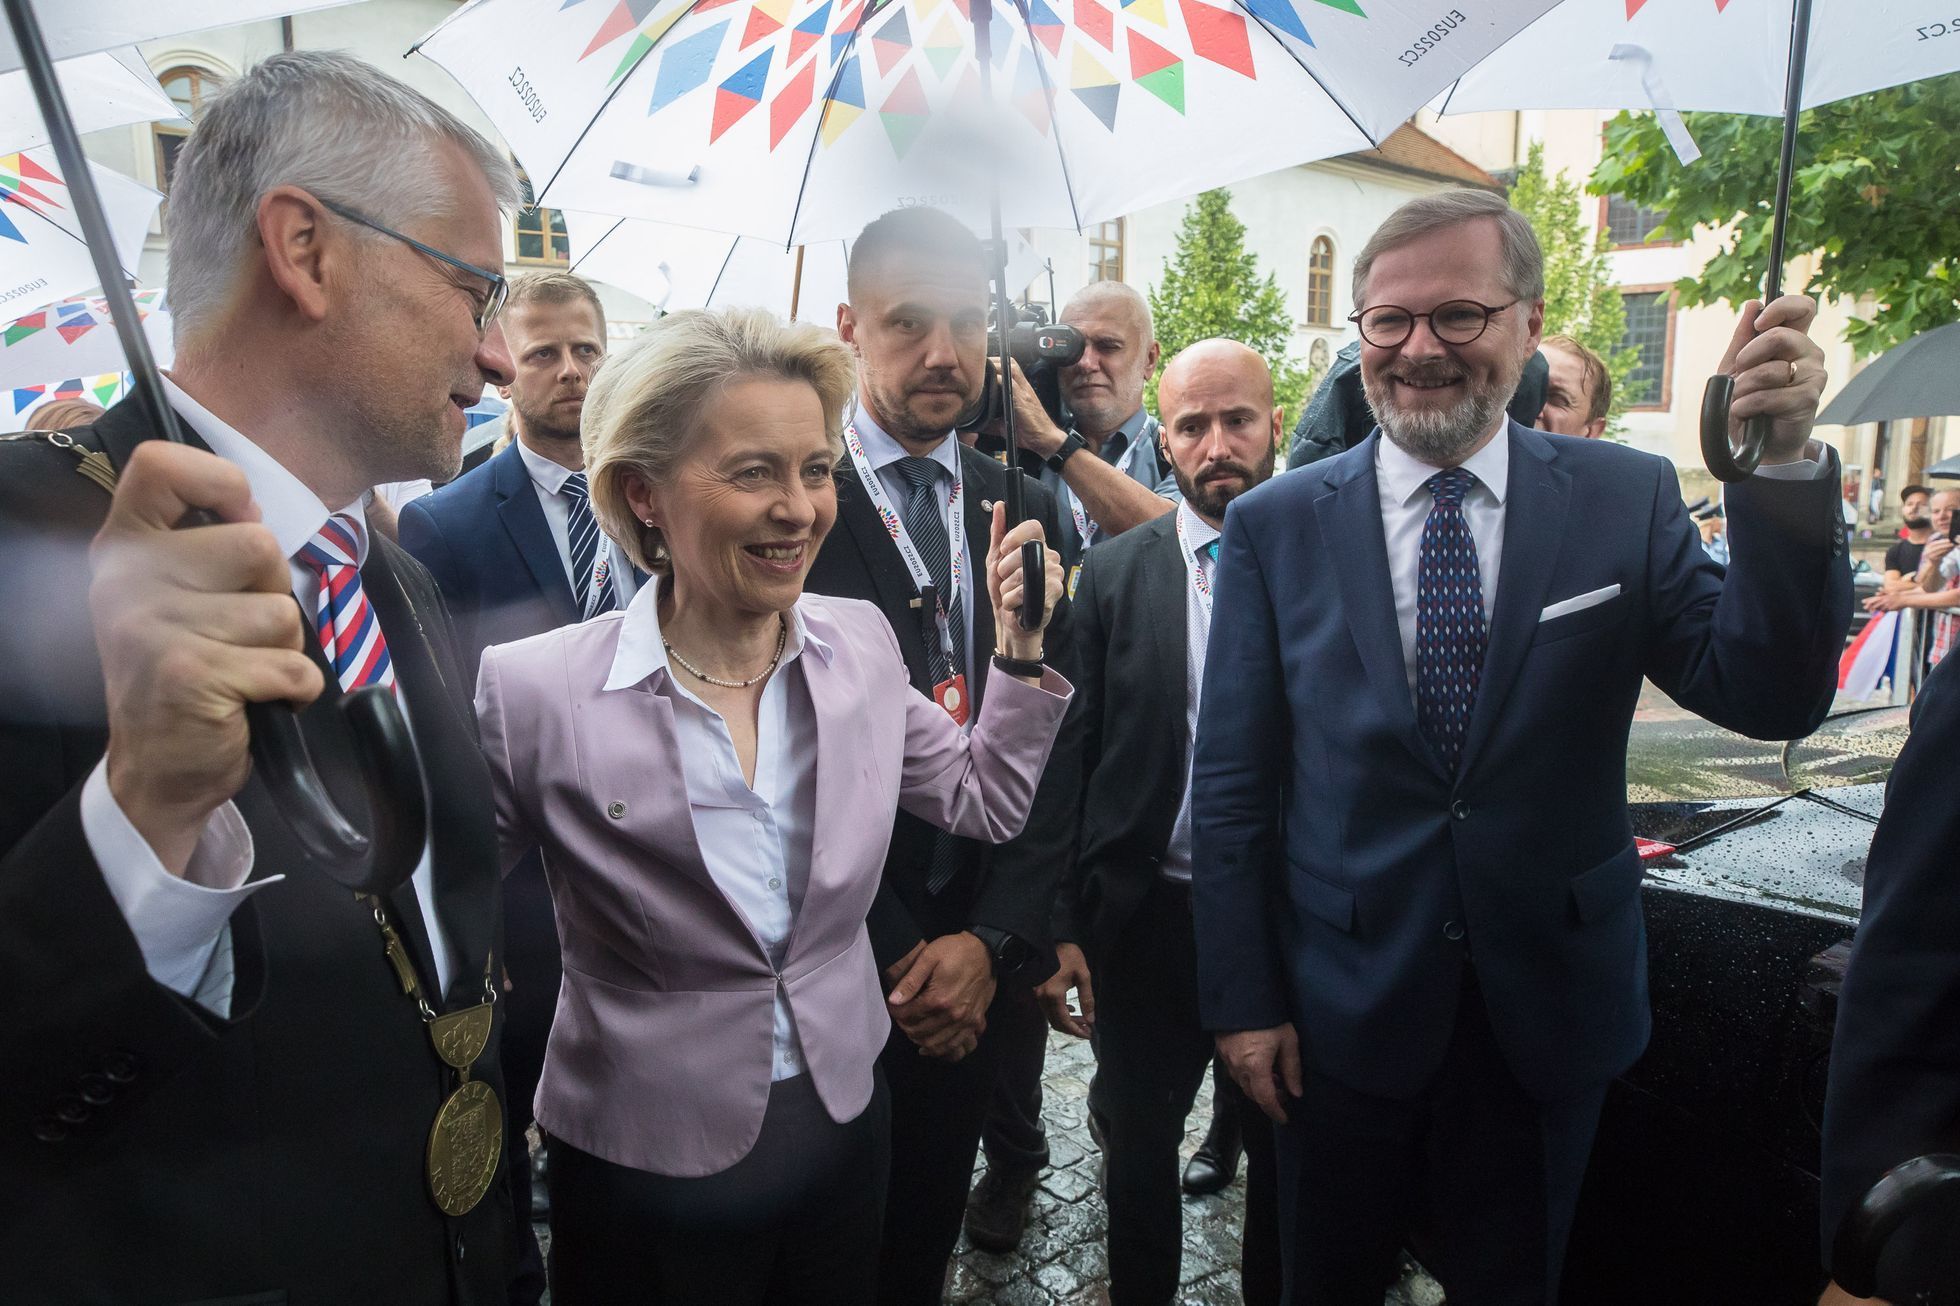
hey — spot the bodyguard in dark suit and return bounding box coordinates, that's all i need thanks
[1820,655,1960,1302]
[399,269,626,1303]
[1192,190,1852,1306]
[0,52,521,1304]
[803,206,1081,1305]
[1038,340,1284,1305]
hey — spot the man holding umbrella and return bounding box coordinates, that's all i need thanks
[0,52,522,1303]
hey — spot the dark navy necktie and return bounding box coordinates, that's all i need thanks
[1415,467,1487,772]
[893,455,964,894]
[564,472,616,619]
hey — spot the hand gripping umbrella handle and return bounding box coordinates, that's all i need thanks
[1699,376,1767,483]
[1831,1153,1960,1300]
[3,0,427,896]
[1002,466,1045,632]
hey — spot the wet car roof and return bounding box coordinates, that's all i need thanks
[1631,784,1883,923]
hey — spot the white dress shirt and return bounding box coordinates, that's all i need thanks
[603,580,828,1081]
[1160,502,1220,884]
[515,437,641,608]
[1376,424,1510,696]
[80,377,456,1016]
[850,402,976,677]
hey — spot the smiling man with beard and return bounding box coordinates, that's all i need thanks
[1188,188,1852,1306]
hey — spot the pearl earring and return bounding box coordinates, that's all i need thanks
[644,518,655,527]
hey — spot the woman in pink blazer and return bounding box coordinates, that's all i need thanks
[473,308,1070,1305]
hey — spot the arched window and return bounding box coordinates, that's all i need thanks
[1306,235,1334,328]
[153,65,220,201]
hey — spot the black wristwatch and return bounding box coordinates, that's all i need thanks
[1045,430,1088,475]
[968,926,1036,978]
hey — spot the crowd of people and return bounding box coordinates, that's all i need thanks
[3,46,1954,1306]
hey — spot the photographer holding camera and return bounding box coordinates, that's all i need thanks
[997,283,1177,567]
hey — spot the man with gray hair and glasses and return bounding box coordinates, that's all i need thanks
[1189,187,1850,1304]
[0,51,523,1303]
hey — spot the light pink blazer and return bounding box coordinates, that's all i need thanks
[474,592,1071,1177]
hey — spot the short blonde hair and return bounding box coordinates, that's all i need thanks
[584,307,855,574]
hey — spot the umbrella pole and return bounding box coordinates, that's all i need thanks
[1699,0,1814,481]
[1,0,182,444]
[789,244,806,321]
[973,0,1043,631]
[0,0,428,896]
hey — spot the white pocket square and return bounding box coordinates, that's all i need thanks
[1539,584,1621,623]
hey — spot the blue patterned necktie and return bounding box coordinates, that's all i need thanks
[1415,467,1487,772]
[563,471,617,619]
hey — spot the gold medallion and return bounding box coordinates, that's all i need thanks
[429,1003,494,1071]
[426,1079,503,1216]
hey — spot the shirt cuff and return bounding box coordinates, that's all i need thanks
[1753,439,1830,481]
[81,759,277,1000]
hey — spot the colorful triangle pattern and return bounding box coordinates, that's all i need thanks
[1178,0,1255,78]
[710,48,774,141]
[1245,0,1313,45]
[879,66,930,156]
[646,21,732,115]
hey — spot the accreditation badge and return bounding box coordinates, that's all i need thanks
[934,673,970,726]
[1067,563,1082,600]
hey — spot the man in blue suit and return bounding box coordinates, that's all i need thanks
[1190,189,1851,1306]
[399,269,631,1305]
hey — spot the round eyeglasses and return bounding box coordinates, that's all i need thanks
[1348,300,1518,349]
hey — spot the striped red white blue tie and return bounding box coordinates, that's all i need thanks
[297,513,395,694]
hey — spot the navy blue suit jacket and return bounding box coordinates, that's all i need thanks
[398,440,581,680]
[1191,423,1852,1103]
[1820,655,1960,1277]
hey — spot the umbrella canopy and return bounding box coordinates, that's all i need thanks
[1,48,178,153]
[6,368,126,423]
[0,285,170,389]
[1443,0,1960,116]
[1816,320,1960,426]
[417,0,1561,246]
[565,208,1044,316]
[0,0,362,73]
[0,145,159,320]
[1922,453,1960,479]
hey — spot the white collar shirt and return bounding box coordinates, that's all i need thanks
[514,435,640,609]
[604,581,833,1081]
[1160,501,1221,884]
[850,400,975,676]
[1375,421,1510,696]
[81,378,457,1018]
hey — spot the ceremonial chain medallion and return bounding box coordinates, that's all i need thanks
[362,895,503,1217]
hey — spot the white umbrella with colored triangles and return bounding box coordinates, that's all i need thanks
[0,285,171,390]
[0,146,159,320]
[0,48,179,153]
[414,0,1563,247]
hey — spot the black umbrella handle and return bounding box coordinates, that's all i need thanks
[1832,1153,1960,1300]
[3,0,425,896]
[1700,0,1812,485]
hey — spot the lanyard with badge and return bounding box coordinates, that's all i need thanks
[1175,507,1216,630]
[843,418,972,726]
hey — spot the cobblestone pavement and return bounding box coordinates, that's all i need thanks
[944,1030,1443,1306]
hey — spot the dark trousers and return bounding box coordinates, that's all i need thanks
[876,981,1020,1305]
[1218,1065,1284,1306]
[1278,972,1608,1306]
[547,1069,889,1306]
[1091,876,1283,1305]
[980,983,1051,1176]
[499,854,559,1306]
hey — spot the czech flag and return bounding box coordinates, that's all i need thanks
[1839,609,1900,700]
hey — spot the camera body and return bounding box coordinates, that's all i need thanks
[959,303,1085,442]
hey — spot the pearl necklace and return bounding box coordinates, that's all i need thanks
[664,616,788,689]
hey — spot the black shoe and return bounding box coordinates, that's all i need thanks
[963,1166,1042,1253]
[1181,1112,1243,1196]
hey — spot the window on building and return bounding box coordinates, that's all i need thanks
[1605,195,1669,247]
[1306,235,1334,328]
[514,170,570,265]
[1618,288,1673,409]
[152,65,219,203]
[1089,219,1124,283]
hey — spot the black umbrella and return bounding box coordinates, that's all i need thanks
[1817,320,1960,427]
[2,0,427,895]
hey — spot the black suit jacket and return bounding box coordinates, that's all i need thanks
[1051,513,1193,964]
[802,439,1082,970]
[0,400,512,1305]
[1821,655,1960,1284]
[400,438,581,681]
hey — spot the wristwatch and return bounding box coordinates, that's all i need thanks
[968,926,1036,978]
[1045,430,1088,476]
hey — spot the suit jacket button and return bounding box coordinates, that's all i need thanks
[32,1117,68,1144]
[54,1097,89,1125]
[77,1073,114,1106]
[607,801,626,819]
[1450,800,1468,821]
[1443,921,1466,942]
[104,1052,139,1084]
